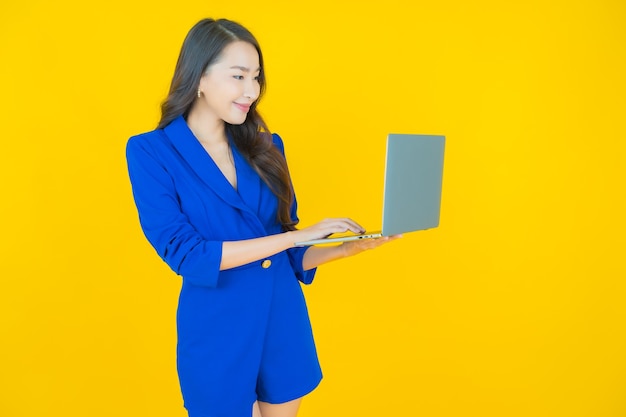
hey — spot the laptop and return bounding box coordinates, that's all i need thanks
[294,133,446,246]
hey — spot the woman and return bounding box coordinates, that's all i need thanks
[126,18,399,417]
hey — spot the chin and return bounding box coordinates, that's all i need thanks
[225,116,248,126]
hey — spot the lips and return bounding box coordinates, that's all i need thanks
[234,103,251,113]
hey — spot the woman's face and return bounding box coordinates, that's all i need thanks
[198,41,261,125]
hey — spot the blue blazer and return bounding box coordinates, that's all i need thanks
[126,115,315,287]
[126,115,322,413]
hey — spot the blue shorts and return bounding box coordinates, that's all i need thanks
[178,255,323,417]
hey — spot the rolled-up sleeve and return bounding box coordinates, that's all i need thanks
[286,246,316,284]
[126,136,222,288]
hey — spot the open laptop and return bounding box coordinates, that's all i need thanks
[294,133,445,246]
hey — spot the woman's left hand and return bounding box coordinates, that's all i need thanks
[340,234,403,258]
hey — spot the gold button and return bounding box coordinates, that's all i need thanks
[261,259,272,269]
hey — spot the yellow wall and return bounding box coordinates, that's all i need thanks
[1,1,625,416]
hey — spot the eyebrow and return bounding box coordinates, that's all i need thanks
[230,66,261,73]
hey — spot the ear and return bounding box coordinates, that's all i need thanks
[197,72,210,97]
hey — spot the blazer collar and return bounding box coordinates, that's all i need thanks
[163,116,262,216]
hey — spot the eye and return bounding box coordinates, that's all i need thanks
[233,75,244,80]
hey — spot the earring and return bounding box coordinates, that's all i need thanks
[197,88,202,98]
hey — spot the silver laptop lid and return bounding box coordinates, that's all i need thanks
[381,134,445,236]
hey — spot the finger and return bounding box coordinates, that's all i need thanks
[361,235,398,248]
[321,218,364,234]
[335,218,366,234]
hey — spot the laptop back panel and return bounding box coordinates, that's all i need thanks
[381,134,445,236]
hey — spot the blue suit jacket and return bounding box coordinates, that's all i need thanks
[126,115,315,287]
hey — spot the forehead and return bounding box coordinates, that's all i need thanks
[213,41,260,70]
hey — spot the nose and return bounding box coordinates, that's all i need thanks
[243,78,260,101]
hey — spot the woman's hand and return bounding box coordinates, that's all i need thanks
[298,218,403,271]
[340,234,403,258]
[290,218,366,245]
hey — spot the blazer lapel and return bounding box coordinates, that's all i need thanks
[164,116,253,215]
[231,144,262,216]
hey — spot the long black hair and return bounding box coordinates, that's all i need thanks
[158,18,296,231]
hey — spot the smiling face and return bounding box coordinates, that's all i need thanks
[197,41,261,126]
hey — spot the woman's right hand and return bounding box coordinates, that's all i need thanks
[289,218,366,244]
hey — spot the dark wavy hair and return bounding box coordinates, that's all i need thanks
[158,18,297,231]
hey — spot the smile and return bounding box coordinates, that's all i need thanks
[234,103,251,113]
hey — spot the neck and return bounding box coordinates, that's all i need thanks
[186,105,227,145]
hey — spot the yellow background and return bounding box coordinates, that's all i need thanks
[1,1,625,416]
